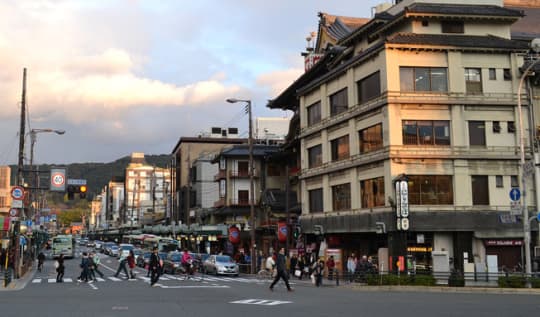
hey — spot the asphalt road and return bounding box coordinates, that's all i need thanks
[1,246,539,317]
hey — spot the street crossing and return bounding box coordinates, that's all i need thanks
[30,274,275,285]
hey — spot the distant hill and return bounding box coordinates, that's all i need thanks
[10,154,171,200]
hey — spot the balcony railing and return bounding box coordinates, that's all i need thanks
[213,170,227,181]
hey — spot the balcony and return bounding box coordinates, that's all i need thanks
[214,170,227,181]
[229,170,259,178]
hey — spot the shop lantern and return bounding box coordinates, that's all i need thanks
[228,225,240,244]
[277,221,288,243]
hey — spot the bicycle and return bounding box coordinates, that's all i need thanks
[257,268,274,282]
[180,259,203,281]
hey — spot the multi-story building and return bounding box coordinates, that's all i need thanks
[99,177,125,229]
[190,153,219,224]
[212,144,294,254]
[269,0,539,273]
[124,152,170,227]
[171,127,246,226]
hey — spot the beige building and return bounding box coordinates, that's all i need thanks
[0,166,11,215]
[269,0,539,273]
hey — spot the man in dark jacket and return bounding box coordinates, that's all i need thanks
[149,247,161,287]
[269,247,293,292]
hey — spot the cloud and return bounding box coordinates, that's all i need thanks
[256,68,304,97]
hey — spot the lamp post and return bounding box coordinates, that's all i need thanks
[226,98,256,274]
[517,57,540,279]
[29,128,65,220]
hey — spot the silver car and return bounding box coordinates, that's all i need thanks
[203,255,239,276]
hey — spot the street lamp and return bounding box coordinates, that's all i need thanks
[226,97,256,274]
[29,128,65,219]
[517,56,540,280]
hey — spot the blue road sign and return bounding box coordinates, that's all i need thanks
[510,188,521,201]
[537,213,540,222]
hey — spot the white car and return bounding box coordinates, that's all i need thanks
[118,243,134,258]
[203,255,239,276]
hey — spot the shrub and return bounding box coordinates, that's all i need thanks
[498,275,527,288]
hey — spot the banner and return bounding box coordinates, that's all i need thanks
[0,217,11,231]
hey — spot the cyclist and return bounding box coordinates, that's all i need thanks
[37,252,45,272]
[181,248,193,277]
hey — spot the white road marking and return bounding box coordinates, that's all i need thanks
[32,279,41,283]
[88,283,98,290]
[230,299,292,306]
[159,285,230,289]
[108,276,122,281]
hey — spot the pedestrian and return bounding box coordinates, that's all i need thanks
[347,255,356,283]
[313,259,324,287]
[127,250,136,279]
[114,250,130,280]
[269,247,293,292]
[0,248,6,273]
[56,254,65,283]
[297,255,305,280]
[326,255,335,280]
[78,252,91,283]
[91,251,105,278]
[289,254,298,276]
[149,247,161,287]
[37,251,45,272]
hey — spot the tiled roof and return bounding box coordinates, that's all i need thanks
[387,33,530,50]
[507,6,540,39]
[405,3,524,17]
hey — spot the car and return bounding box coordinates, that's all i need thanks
[118,243,134,258]
[133,248,143,261]
[94,240,103,251]
[103,242,116,255]
[203,254,239,276]
[137,251,152,268]
[109,245,120,257]
[86,240,96,248]
[162,252,183,274]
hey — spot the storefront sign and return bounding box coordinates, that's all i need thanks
[407,246,433,252]
[484,239,523,246]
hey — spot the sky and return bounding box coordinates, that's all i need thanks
[0,0,382,164]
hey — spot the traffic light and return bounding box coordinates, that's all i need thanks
[67,185,87,200]
[293,225,301,239]
[79,185,87,199]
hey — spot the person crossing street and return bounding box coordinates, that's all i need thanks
[269,247,293,292]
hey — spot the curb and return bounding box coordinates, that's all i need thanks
[344,284,540,295]
[0,266,36,292]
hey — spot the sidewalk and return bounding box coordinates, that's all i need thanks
[0,265,36,292]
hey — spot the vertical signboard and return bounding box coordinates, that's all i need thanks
[50,168,66,192]
[395,179,409,231]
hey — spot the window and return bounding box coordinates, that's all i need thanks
[503,68,512,81]
[507,121,516,133]
[330,88,348,116]
[357,71,381,104]
[421,20,429,27]
[489,68,496,80]
[359,124,383,153]
[493,121,501,133]
[332,183,351,211]
[496,175,503,188]
[468,121,486,146]
[402,120,450,145]
[471,175,489,205]
[0,196,6,208]
[441,20,464,33]
[237,161,249,177]
[511,175,519,188]
[465,68,482,94]
[219,180,226,197]
[238,190,249,205]
[308,145,322,168]
[400,67,448,92]
[307,101,321,125]
[330,135,350,161]
[408,175,453,205]
[361,177,385,208]
[309,188,323,213]
[219,157,226,170]
[267,164,281,177]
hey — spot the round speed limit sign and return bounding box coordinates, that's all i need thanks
[51,173,65,187]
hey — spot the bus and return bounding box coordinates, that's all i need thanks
[121,234,148,249]
[142,236,180,252]
[52,234,75,258]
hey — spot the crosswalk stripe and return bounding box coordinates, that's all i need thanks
[32,279,41,283]
[48,279,56,283]
[96,277,106,282]
[64,278,73,283]
[108,277,122,281]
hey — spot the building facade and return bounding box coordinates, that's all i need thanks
[269,0,539,273]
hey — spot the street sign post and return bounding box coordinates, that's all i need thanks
[11,186,24,200]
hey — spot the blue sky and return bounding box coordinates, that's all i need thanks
[0,0,382,164]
